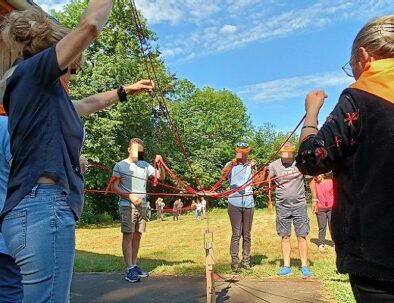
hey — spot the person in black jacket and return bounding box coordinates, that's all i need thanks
[296,15,394,302]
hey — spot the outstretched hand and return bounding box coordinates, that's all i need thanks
[125,80,154,96]
[305,90,327,115]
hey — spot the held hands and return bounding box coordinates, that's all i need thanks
[312,200,318,214]
[305,90,327,115]
[155,155,163,164]
[129,194,142,207]
[125,80,154,96]
[250,159,257,168]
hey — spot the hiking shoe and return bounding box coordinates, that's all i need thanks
[300,266,313,278]
[277,266,293,277]
[318,244,325,251]
[241,263,252,271]
[135,265,149,278]
[231,263,240,273]
[125,268,140,283]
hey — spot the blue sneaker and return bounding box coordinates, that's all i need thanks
[125,267,140,283]
[134,265,149,278]
[300,266,313,278]
[277,266,293,276]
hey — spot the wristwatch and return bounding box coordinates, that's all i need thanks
[117,85,128,103]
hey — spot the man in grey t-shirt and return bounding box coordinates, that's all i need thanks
[112,138,165,283]
[268,142,312,278]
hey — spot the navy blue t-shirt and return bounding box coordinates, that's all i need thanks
[1,46,85,219]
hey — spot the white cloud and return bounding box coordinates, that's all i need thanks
[35,0,68,12]
[156,0,394,62]
[134,0,220,25]
[220,24,237,34]
[237,72,352,103]
[134,0,183,25]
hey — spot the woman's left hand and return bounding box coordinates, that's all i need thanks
[125,79,154,96]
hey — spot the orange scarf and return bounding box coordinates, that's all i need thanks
[60,78,70,96]
[350,58,394,104]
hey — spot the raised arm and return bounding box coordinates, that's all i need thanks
[56,0,113,70]
[296,90,361,175]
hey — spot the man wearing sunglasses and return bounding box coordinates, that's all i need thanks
[222,142,257,273]
[268,142,312,278]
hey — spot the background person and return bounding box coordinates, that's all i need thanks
[172,198,181,221]
[222,142,257,273]
[268,142,313,278]
[0,106,23,303]
[112,138,165,283]
[312,174,334,251]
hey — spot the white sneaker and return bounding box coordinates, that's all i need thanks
[318,244,325,251]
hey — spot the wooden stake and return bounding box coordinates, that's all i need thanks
[205,230,216,303]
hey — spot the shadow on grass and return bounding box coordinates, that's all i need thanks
[251,254,268,265]
[310,238,335,247]
[77,222,120,229]
[268,258,315,267]
[75,250,196,273]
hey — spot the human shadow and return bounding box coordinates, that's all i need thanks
[216,284,232,302]
[250,254,268,266]
[310,238,335,247]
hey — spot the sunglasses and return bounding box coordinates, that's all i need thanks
[236,142,249,149]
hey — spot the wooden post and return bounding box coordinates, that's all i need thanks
[205,229,216,303]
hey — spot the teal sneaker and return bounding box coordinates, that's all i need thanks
[277,266,292,276]
[300,266,312,278]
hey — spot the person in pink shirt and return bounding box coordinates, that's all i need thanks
[312,174,334,251]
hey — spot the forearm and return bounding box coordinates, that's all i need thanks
[300,111,319,143]
[81,0,113,32]
[56,0,113,69]
[73,89,118,116]
[158,166,166,181]
[112,184,129,200]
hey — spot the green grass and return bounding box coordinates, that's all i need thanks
[75,208,354,303]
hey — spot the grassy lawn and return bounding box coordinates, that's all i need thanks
[75,208,354,303]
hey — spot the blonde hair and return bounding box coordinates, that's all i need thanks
[1,8,70,59]
[352,15,394,60]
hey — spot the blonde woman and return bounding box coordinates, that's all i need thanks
[0,4,153,302]
[297,16,394,302]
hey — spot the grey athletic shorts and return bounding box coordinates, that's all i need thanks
[276,205,310,237]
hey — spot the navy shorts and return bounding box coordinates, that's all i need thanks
[276,205,310,237]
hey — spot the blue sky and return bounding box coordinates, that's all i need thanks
[38,0,394,131]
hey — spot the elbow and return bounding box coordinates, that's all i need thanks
[79,19,100,40]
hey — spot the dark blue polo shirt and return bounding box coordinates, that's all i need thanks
[1,46,85,219]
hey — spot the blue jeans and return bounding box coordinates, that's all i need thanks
[2,184,76,303]
[0,253,23,303]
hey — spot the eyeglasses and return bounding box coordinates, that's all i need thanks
[236,142,249,148]
[341,60,354,78]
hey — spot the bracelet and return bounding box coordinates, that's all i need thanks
[302,125,318,131]
[117,85,128,103]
